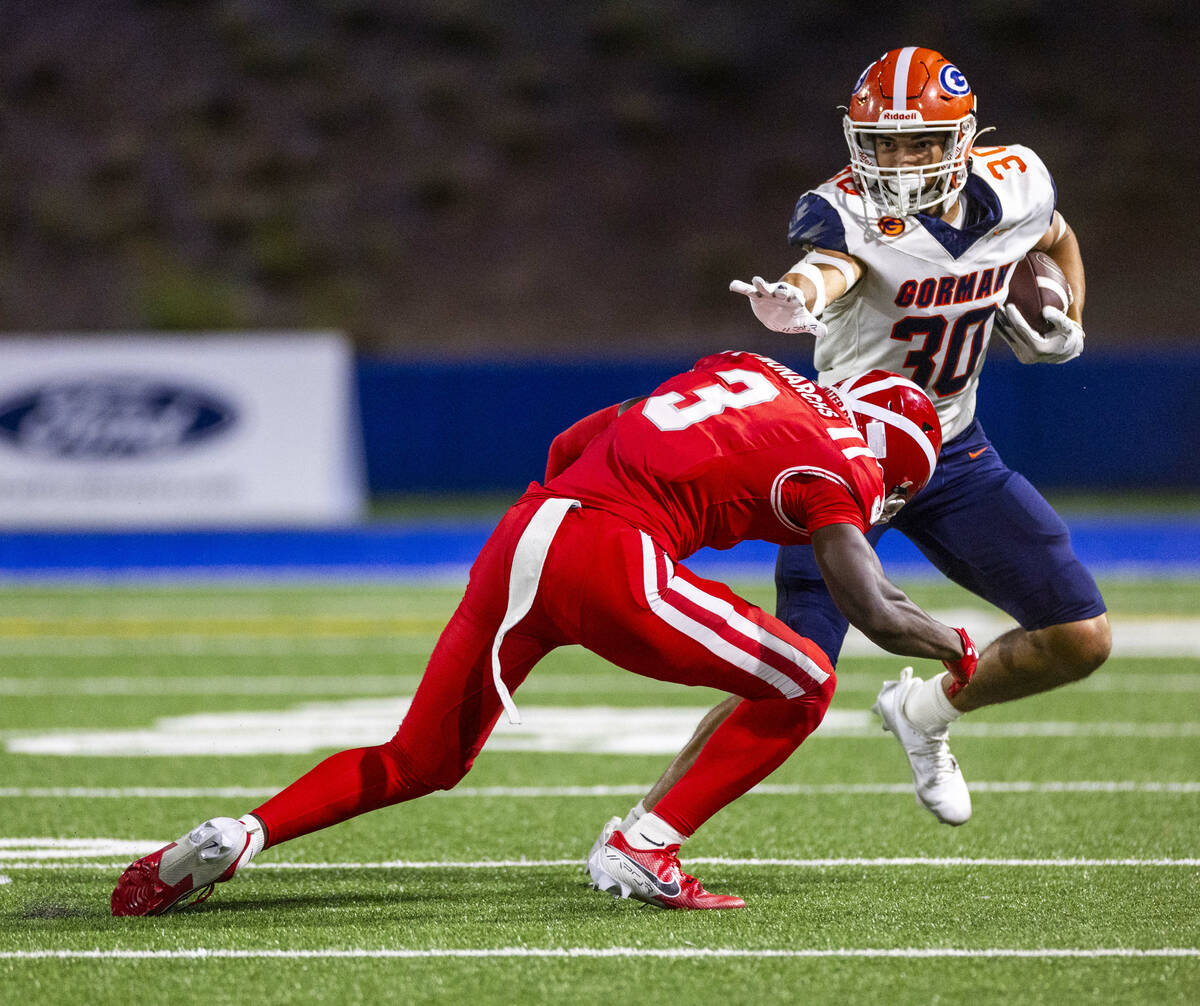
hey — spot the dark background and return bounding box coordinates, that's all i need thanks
[1,1,1195,359]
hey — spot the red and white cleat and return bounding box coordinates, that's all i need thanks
[111,817,253,916]
[594,829,745,910]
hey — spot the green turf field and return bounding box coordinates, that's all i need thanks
[1,577,1197,1004]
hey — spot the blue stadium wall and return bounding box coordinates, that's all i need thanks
[357,348,1200,494]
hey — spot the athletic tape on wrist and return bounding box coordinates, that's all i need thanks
[790,263,827,316]
[805,252,858,290]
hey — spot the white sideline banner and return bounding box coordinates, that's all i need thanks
[0,332,364,527]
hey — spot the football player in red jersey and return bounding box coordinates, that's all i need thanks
[112,352,976,915]
[593,48,1108,854]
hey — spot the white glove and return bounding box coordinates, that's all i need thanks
[730,276,827,337]
[994,303,1085,365]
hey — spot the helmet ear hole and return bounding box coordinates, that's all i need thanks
[865,420,887,459]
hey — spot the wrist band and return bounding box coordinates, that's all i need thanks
[790,262,827,316]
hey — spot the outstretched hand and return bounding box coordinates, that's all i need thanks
[730,276,827,337]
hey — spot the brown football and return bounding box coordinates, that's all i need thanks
[1004,251,1071,334]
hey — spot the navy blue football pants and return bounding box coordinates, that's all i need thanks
[776,419,1108,663]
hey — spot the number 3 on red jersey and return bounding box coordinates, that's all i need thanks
[642,369,779,431]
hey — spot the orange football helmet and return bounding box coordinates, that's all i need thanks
[842,47,979,222]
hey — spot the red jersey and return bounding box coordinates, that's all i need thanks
[539,352,886,560]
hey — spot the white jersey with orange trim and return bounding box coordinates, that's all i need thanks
[788,144,1056,440]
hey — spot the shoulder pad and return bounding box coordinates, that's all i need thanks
[970,144,1056,206]
[966,143,1057,234]
[788,192,848,253]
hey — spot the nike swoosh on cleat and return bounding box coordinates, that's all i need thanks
[606,851,682,899]
[968,447,989,459]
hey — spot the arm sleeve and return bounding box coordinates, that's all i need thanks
[778,473,869,536]
[544,402,622,482]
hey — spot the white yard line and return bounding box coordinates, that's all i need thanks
[3,855,1198,870]
[254,856,1200,869]
[0,781,1197,800]
[0,639,436,658]
[0,947,1196,960]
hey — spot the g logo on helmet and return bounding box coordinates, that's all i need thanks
[938,64,970,96]
[878,217,905,236]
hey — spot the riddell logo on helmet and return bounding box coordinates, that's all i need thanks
[878,110,922,123]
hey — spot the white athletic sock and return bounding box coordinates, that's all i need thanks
[625,812,687,851]
[902,671,962,736]
[619,800,646,833]
[237,813,266,867]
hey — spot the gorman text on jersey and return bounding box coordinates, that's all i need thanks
[893,260,1017,309]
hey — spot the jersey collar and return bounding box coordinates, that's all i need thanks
[913,175,1002,259]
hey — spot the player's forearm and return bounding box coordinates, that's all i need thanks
[1039,216,1085,324]
[812,524,963,661]
[851,590,965,661]
[781,249,862,314]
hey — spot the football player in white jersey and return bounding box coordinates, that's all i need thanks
[586,48,1110,884]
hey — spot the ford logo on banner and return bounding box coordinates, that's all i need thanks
[0,377,238,458]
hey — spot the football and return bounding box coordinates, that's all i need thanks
[1004,251,1071,334]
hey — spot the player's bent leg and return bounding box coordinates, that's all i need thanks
[562,525,837,907]
[592,690,832,909]
[586,695,739,895]
[951,613,1111,713]
[115,511,563,916]
[870,614,1110,827]
[252,617,552,848]
[588,542,852,887]
[872,429,1110,821]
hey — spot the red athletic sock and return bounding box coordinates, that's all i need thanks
[653,686,833,837]
[251,740,432,848]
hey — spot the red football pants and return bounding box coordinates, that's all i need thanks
[253,497,836,846]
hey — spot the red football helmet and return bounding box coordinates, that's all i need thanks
[842,47,979,221]
[829,370,942,521]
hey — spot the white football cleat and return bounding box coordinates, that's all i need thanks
[873,667,971,825]
[111,817,254,916]
[586,815,622,895]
